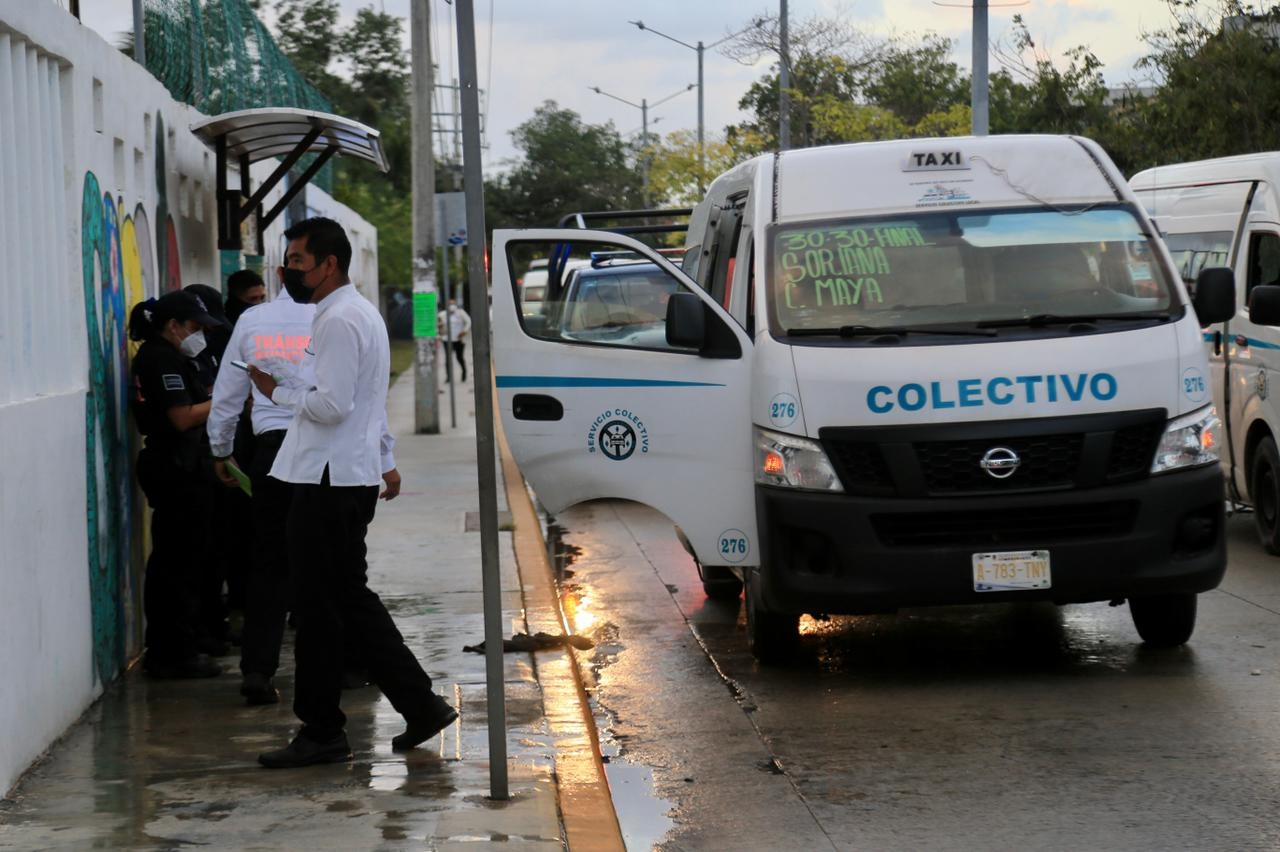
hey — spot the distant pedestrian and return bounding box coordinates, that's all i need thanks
[250,217,457,769]
[438,298,472,381]
[127,290,225,679]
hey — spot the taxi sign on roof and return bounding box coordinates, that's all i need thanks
[903,150,970,172]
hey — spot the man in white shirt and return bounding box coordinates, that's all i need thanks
[437,298,472,381]
[247,217,457,769]
[208,284,315,707]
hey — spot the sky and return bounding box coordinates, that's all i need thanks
[78,0,1183,173]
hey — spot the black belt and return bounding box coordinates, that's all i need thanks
[256,429,287,440]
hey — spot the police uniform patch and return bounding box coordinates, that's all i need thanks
[162,374,185,391]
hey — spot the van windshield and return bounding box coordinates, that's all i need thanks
[768,206,1176,337]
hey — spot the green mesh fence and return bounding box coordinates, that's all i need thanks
[142,0,334,190]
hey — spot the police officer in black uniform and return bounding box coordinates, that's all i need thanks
[128,290,225,679]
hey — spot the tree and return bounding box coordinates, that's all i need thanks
[485,102,644,228]
[725,15,971,147]
[267,0,418,286]
[863,35,967,127]
[724,11,891,149]
[989,16,1111,137]
[644,130,748,206]
[271,0,347,103]
[1119,0,1280,171]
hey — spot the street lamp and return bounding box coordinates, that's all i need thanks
[590,83,695,205]
[628,17,763,190]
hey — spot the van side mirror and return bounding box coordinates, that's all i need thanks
[1250,285,1280,326]
[666,292,743,359]
[666,292,706,348]
[1192,267,1235,325]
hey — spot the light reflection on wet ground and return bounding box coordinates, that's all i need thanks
[548,520,675,851]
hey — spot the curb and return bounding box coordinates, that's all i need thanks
[496,419,625,852]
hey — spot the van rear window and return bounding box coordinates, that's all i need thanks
[768,206,1176,338]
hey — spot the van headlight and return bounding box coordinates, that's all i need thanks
[1150,406,1221,474]
[754,427,844,491]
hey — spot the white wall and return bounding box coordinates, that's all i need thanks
[0,2,379,794]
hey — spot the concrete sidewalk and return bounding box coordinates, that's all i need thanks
[0,368,622,851]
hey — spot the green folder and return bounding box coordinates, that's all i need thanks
[225,459,253,497]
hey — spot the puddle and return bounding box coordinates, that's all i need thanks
[603,758,675,851]
[548,519,675,849]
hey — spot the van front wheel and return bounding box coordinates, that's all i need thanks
[1251,436,1280,554]
[1129,593,1197,647]
[745,570,799,664]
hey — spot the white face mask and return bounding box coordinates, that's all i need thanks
[179,329,207,358]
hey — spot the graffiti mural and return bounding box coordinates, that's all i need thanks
[80,113,182,684]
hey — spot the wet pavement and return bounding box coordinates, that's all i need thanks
[550,499,1280,851]
[0,371,619,851]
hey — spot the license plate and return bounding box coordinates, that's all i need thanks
[972,550,1051,592]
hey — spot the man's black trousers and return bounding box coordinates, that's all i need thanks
[239,429,290,678]
[285,471,436,741]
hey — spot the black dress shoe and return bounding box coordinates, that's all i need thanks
[392,694,459,751]
[144,654,222,679]
[258,732,352,769]
[239,673,280,706]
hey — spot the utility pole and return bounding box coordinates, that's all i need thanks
[455,0,508,802]
[590,83,694,207]
[779,0,790,150]
[972,0,990,135]
[411,0,440,433]
[132,0,145,66]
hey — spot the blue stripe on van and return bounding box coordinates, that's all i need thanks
[1202,331,1280,351]
[495,375,725,388]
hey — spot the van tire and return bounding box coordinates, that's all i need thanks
[700,565,744,600]
[1129,593,1197,647]
[745,571,799,664]
[1251,436,1280,554]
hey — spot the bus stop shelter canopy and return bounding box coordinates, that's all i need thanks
[191,108,389,251]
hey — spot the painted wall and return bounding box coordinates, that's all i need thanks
[0,3,379,794]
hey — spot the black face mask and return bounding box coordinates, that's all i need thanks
[282,266,314,304]
[225,296,249,325]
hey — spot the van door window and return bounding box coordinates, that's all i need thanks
[1161,231,1232,296]
[506,239,697,353]
[1248,233,1280,297]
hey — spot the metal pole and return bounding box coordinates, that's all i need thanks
[442,246,456,428]
[972,0,989,135]
[779,0,790,150]
[696,41,705,191]
[455,0,509,801]
[641,99,650,206]
[412,0,440,433]
[132,0,146,66]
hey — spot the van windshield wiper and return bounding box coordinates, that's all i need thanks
[977,311,1173,329]
[786,324,998,338]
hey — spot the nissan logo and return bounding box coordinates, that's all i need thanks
[979,446,1021,479]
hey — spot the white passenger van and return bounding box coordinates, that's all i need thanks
[492,135,1234,661]
[1131,153,1280,553]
